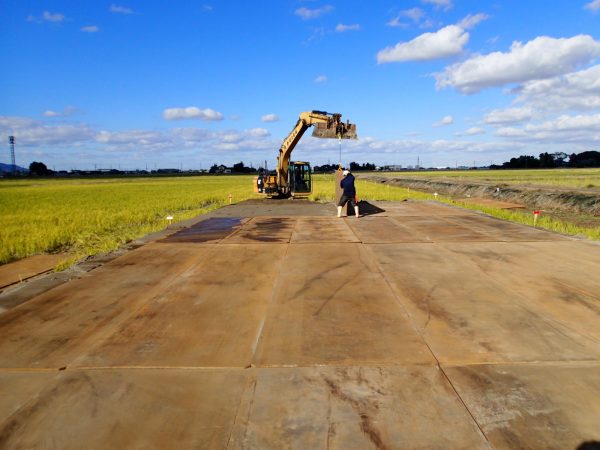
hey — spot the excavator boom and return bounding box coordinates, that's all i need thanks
[261,110,357,198]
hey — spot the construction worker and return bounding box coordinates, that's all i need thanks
[337,169,360,217]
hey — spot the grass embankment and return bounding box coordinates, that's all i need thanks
[372,168,600,189]
[0,176,255,268]
[311,173,600,241]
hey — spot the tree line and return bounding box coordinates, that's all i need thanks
[491,151,600,169]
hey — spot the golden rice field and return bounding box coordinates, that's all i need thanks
[0,176,256,268]
[1,170,598,269]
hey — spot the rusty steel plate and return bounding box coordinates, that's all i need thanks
[75,244,287,368]
[0,372,57,424]
[253,243,435,366]
[223,217,296,243]
[370,200,470,216]
[0,369,249,449]
[0,254,68,290]
[442,214,568,242]
[346,216,431,243]
[290,217,359,243]
[391,216,498,242]
[0,243,216,369]
[370,242,600,364]
[228,366,488,449]
[160,217,247,243]
[445,363,600,449]
[443,241,600,341]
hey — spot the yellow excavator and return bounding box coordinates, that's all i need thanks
[257,110,357,198]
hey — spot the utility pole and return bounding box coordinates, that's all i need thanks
[8,136,16,174]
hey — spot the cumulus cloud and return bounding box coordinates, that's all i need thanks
[421,0,453,11]
[484,107,534,125]
[110,4,134,14]
[585,0,600,12]
[377,25,468,63]
[294,5,334,20]
[81,25,99,33]
[314,75,327,83]
[495,114,600,143]
[335,23,360,32]
[261,114,279,122]
[433,115,454,127]
[436,34,600,94]
[515,64,600,112]
[163,107,224,121]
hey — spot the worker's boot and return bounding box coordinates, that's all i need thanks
[337,206,342,218]
[354,205,360,217]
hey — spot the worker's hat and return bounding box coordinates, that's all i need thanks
[343,170,349,176]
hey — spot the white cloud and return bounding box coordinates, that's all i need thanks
[28,11,65,23]
[163,107,224,121]
[335,23,360,32]
[495,114,600,143]
[110,4,134,14]
[377,25,468,63]
[457,127,486,136]
[387,8,427,28]
[457,13,489,30]
[515,64,600,112]
[294,5,334,20]
[584,0,600,12]
[0,116,94,146]
[436,34,600,94]
[484,107,534,125]
[245,128,270,138]
[314,75,327,83]
[433,115,454,127]
[43,11,65,22]
[81,25,100,33]
[43,106,77,118]
[421,0,453,11]
[261,114,279,122]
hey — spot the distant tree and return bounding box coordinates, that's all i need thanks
[502,155,540,169]
[538,152,556,168]
[29,161,53,176]
[208,164,219,174]
[568,151,600,168]
[553,152,568,166]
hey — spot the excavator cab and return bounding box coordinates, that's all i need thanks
[288,161,312,197]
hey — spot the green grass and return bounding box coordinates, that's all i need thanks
[372,168,600,190]
[0,175,256,267]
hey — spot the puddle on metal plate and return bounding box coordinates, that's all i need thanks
[160,217,244,243]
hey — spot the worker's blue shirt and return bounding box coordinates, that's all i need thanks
[340,174,356,197]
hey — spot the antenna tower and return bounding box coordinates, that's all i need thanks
[8,136,16,174]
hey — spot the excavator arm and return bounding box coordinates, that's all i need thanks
[274,111,357,194]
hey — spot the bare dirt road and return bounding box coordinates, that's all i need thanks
[1,199,599,449]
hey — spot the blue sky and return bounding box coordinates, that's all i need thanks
[1,0,600,170]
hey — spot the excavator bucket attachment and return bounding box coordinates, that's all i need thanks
[311,113,358,140]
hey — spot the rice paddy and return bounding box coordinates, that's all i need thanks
[1,169,598,269]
